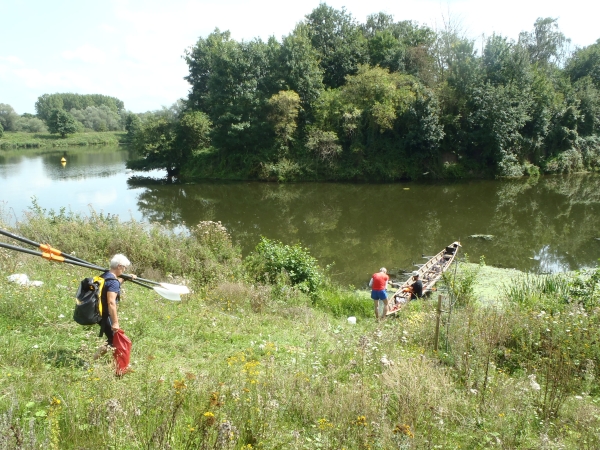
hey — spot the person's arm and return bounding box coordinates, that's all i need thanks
[369,277,373,288]
[117,274,137,284]
[107,291,119,331]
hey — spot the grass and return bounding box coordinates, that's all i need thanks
[1,210,600,448]
[0,131,125,149]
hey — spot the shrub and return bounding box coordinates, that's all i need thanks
[245,237,324,295]
[544,148,584,174]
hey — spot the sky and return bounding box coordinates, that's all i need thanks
[1,0,599,115]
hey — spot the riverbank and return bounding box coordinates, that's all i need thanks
[1,210,599,448]
[0,131,126,148]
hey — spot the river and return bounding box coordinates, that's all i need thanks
[1,146,599,286]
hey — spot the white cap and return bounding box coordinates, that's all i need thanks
[412,271,419,277]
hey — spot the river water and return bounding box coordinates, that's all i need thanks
[1,146,599,286]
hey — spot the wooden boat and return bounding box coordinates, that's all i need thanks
[386,241,461,315]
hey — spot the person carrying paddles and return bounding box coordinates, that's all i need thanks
[94,254,137,359]
[369,267,391,320]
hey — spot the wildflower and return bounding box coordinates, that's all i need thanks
[354,415,367,426]
[529,374,541,391]
[317,418,333,430]
[204,411,216,426]
[173,379,187,391]
[210,392,222,407]
[393,423,414,438]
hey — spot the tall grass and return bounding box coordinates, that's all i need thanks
[0,131,124,149]
[1,211,600,448]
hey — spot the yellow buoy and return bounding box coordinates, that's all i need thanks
[61,157,66,163]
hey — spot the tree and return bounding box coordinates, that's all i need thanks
[185,30,277,161]
[566,39,600,89]
[304,4,368,88]
[0,122,3,138]
[129,115,178,176]
[177,111,212,154]
[267,90,301,153]
[35,93,124,122]
[278,24,324,111]
[519,17,570,68]
[124,113,142,142]
[0,104,20,131]
[46,109,79,137]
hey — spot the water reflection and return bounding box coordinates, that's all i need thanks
[132,176,600,285]
[1,147,598,287]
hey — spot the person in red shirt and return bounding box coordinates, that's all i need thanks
[369,267,390,320]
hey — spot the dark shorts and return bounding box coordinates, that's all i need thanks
[371,289,388,300]
[100,317,114,346]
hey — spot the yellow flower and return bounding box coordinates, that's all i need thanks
[173,379,187,390]
[317,418,333,430]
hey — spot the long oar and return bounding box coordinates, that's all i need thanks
[0,241,181,301]
[0,228,189,294]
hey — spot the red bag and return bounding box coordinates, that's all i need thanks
[113,329,132,376]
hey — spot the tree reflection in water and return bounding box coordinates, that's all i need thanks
[131,175,600,286]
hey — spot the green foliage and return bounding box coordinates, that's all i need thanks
[16,201,241,289]
[442,255,483,307]
[0,131,123,149]
[543,148,584,173]
[68,105,123,132]
[246,237,324,295]
[304,4,368,88]
[0,122,3,138]
[267,90,300,153]
[2,211,600,448]
[129,113,177,174]
[35,93,124,122]
[151,9,600,181]
[566,38,600,89]
[123,112,141,142]
[46,109,80,138]
[0,103,20,131]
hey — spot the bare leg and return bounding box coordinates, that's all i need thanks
[383,298,389,317]
[94,343,112,360]
[373,300,380,320]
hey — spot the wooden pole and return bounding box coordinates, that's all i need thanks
[434,294,443,352]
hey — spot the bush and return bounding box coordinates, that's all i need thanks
[544,148,584,174]
[245,237,324,295]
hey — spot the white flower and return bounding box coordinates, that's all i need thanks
[58,314,65,319]
[529,374,541,391]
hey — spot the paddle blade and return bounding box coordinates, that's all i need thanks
[153,286,181,301]
[159,283,190,294]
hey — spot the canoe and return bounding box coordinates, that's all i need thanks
[386,241,461,315]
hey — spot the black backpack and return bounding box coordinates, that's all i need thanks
[73,276,105,325]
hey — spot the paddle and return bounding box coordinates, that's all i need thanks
[0,241,181,301]
[0,228,189,295]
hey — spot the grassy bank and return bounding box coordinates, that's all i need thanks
[0,131,126,149]
[1,210,600,448]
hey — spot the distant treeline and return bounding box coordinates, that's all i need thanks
[127,4,600,181]
[0,93,131,137]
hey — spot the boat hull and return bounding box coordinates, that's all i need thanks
[386,241,460,315]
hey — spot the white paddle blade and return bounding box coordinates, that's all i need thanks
[159,283,190,294]
[153,286,181,301]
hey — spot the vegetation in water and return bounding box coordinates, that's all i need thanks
[1,207,600,448]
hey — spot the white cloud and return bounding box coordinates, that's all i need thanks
[0,55,25,65]
[62,45,108,64]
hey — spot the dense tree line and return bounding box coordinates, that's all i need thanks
[115,6,600,179]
